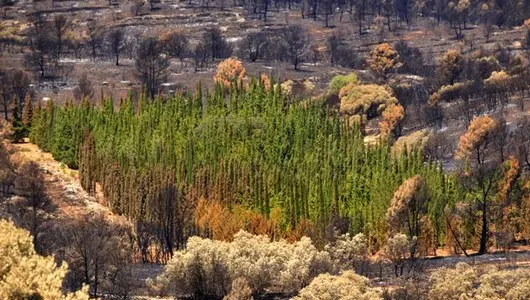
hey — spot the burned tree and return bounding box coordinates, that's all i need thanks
[281,25,310,70]
[201,27,231,61]
[52,15,70,59]
[239,32,268,62]
[162,32,189,62]
[135,37,169,98]
[14,162,50,253]
[106,28,126,66]
[24,16,57,79]
[73,74,95,102]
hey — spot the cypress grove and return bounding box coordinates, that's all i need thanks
[29,78,456,254]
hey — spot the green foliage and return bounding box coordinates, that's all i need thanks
[10,101,28,143]
[329,72,359,94]
[30,79,455,249]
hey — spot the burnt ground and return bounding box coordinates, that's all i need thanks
[1,0,529,102]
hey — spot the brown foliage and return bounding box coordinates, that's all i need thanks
[214,58,246,89]
[194,198,283,241]
[194,199,317,243]
[455,115,498,160]
[368,43,401,82]
[437,49,464,85]
[22,94,33,126]
[386,175,426,237]
[260,73,271,91]
[497,156,520,204]
[379,103,405,138]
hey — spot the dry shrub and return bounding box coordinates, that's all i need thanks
[339,84,398,118]
[429,263,530,300]
[484,70,511,89]
[432,81,474,103]
[214,58,246,89]
[148,230,333,298]
[391,129,430,155]
[437,49,464,85]
[429,262,476,300]
[384,233,412,276]
[224,277,253,300]
[280,79,315,98]
[292,271,383,300]
[0,220,89,300]
[324,233,368,272]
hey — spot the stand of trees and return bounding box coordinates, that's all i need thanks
[28,75,455,256]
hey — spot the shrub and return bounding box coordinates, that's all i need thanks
[224,277,253,300]
[329,73,359,94]
[384,233,413,276]
[339,84,398,119]
[429,263,530,300]
[149,230,333,298]
[0,220,89,300]
[324,233,368,273]
[292,271,383,300]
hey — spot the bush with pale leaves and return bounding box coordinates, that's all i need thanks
[324,233,368,272]
[429,262,530,300]
[149,230,333,298]
[224,277,253,300]
[0,220,89,300]
[292,271,383,300]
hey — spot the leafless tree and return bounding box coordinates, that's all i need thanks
[0,142,15,197]
[394,40,425,76]
[423,131,453,161]
[202,27,231,61]
[0,69,31,120]
[131,0,145,16]
[192,42,209,72]
[513,116,530,169]
[87,23,103,60]
[326,32,341,66]
[239,32,268,62]
[63,213,133,297]
[52,15,70,59]
[24,16,57,79]
[73,74,95,102]
[106,28,126,66]
[281,25,310,70]
[14,162,50,253]
[162,32,189,62]
[135,37,170,98]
